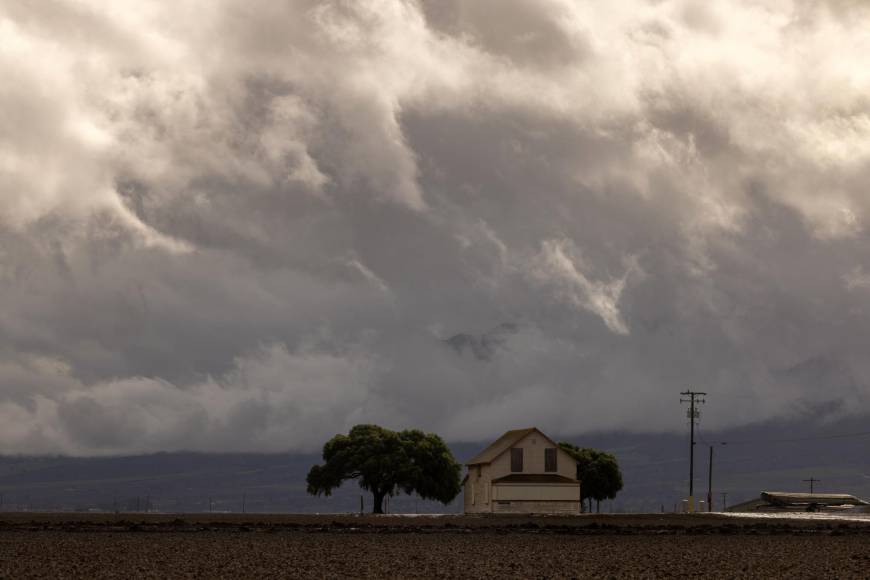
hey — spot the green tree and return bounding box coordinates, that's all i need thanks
[558,443,624,513]
[306,424,461,514]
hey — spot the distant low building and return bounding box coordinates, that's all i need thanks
[463,427,580,514]
[728,491,870,513]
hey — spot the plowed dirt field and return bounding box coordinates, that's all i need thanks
[1,513,869,579]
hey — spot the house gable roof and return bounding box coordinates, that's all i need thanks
[466,427,559,465]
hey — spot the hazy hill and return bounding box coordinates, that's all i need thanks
[1,416,868,514]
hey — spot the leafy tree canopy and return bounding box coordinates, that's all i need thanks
[558,442,624,511]
[307,424,461,513]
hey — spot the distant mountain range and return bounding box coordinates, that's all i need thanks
[1,322,865,514]
[2,414,868,514]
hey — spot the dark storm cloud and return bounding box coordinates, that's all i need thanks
[0,0,869,454]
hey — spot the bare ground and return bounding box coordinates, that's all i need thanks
[1,513,869,579]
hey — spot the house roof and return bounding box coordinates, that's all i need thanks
[466,427,549,465]
[492,474,578,485]
[761,492,869,506]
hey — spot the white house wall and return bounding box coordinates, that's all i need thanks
[489,431,577,481]
[492,500,580,514]
[492,483,579,502]
[463,464,494,513]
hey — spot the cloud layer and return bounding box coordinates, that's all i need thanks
[1,0,870,454]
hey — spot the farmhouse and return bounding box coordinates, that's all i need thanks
[463,427,581,514]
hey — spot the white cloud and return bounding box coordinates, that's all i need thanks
[0,0,869,453]
[0,343,382,455]
[532,239,637,335]
[844,267,870,292]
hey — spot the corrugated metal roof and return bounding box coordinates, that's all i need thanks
[761,491,869,506]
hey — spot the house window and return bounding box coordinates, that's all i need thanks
[510,447,523,472]
[545,448,557,472]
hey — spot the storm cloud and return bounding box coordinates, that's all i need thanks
[1,0,869,454]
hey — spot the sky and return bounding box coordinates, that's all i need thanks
[1,0,869,455]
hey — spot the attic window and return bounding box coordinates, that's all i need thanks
[510,447,523,472]
[545,448,557,472]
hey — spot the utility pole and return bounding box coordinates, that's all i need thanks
[707,442,726,512]
[707,446,713,512]
[680,390,706,512]
[721,492,728,511]
[802,478,820,494]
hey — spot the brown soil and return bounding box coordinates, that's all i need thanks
[1,513,869,579]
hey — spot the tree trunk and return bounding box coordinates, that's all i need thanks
[596,500,600,513]
[372,490,386,514]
